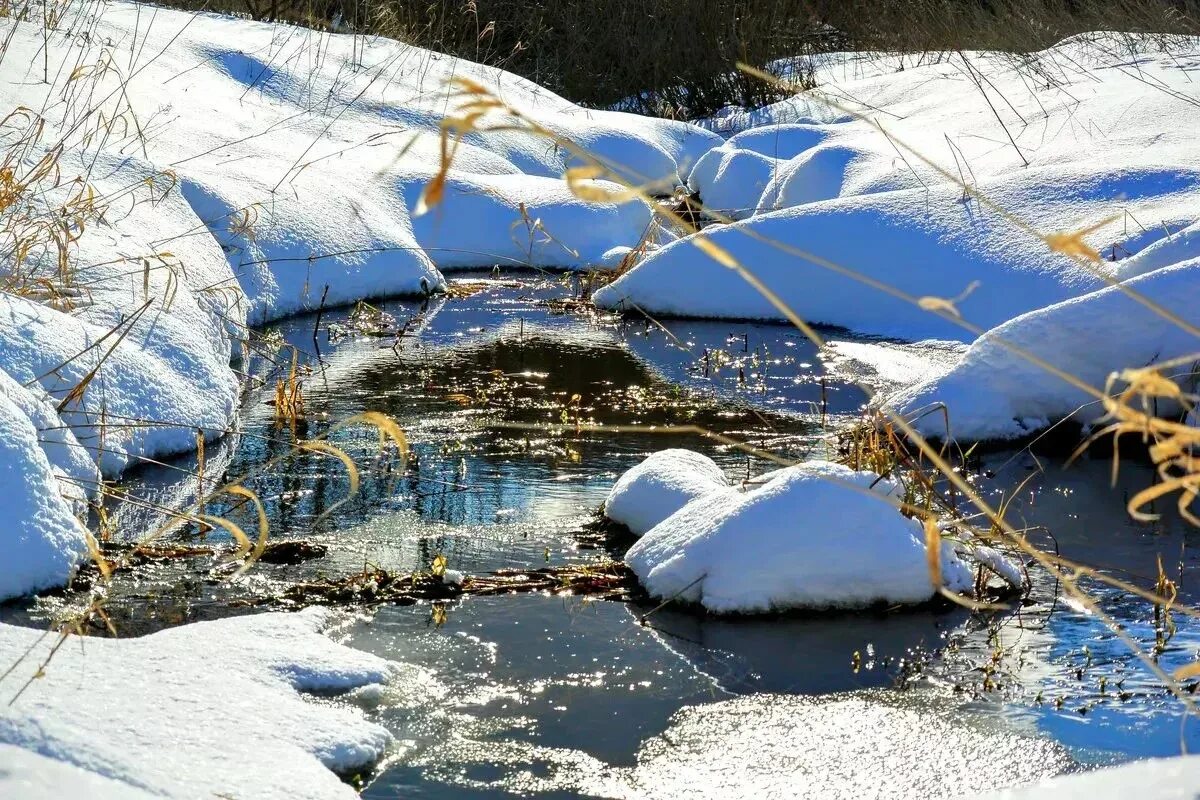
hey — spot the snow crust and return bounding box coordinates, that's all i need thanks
[0,609,393,799]
[603,449,731,535]
[617,457,971,613]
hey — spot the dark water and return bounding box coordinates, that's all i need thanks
[9,271,1200,797]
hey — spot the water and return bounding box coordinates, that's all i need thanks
[8,270,1200,797]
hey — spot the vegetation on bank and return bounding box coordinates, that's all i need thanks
[140,0,1200,117]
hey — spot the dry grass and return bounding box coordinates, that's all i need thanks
[140,0,1199,119]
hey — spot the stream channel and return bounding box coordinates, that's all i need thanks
[5,271,1200,798]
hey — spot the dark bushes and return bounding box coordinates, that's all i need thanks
[152,0,1200,117]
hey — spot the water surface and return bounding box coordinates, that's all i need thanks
[8,271,1200,797]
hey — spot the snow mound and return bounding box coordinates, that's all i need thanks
[603,449,731,535]
[757,143,877,212]
[967,755,1200,800]
[687,146,780,221]
[0,609,393,799]
[686,125,836,220]
[625,460,968,613]
[887,259,1200,442]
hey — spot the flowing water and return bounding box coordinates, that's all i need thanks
[6,271,1200,797]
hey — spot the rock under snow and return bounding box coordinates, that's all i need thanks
[603,449,731,535]
[624,459,970,613]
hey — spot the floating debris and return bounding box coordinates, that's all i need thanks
[245,561,640,609]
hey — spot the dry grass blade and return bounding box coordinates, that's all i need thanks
[332,410,410,461]
[924,517,941,589]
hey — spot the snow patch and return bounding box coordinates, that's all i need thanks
[0,609,393,799]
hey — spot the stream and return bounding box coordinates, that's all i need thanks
[5,271,1200,797]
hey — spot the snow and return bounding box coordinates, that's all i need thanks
[596,37,1200,343]
[603,449,731,535]
[0,377,91,601]
[623,458,970,613]
[594,36,1200,442]
[887,258,1200,442]
[0,0,721,597]
[0,745,159,800]
[968,755,1200,800]
[0,608,393,799]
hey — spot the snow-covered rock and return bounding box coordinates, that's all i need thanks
[625,460,969,613]
[0,609,392,799]
[603,449,731,535]
[888,259,1200,442]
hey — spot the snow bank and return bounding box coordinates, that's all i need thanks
[888,259,1200,442]
[968,755,1200,800]
[595,183,1107,341]
[603,449,730,535]
[0,380,90,601]
[624,459,970,613]
[0,609,393,799]
[598,37,1200,342]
